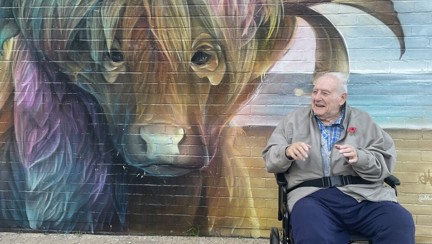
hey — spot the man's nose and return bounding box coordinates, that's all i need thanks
[313,93,322,100]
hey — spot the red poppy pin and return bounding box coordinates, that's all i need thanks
[348,127,357,135]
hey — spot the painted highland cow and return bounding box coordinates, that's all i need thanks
[0,0,404,236]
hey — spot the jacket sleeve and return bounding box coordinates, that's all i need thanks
[351,124,397,182]
[262,116,294,173]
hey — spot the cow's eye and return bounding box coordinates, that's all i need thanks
[191,51,212,66]
[109,48,124,62]
[190,33,225,86]
[103,46,126,83]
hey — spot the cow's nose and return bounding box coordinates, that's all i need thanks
[139,124,184,162]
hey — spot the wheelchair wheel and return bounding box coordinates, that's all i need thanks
[270,227,280,244]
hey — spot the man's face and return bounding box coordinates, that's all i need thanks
[311,74,347,123]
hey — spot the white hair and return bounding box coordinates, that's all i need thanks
[315,72,349,94]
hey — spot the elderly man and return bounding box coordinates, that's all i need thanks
[262,72,415,243]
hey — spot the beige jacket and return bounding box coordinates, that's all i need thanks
[262,105,397,212]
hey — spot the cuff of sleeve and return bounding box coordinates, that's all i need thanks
[284,146,294,160]
[353,148,368,166]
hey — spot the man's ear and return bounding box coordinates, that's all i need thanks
[340,93,348,105]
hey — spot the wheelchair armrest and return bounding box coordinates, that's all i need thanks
[275,173,288,187]
[384,175,400,187]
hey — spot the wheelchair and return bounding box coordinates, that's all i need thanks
[269,173,400,244]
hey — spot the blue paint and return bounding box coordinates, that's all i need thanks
[235,73,432,129]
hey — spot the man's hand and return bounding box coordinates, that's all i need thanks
[286,142,311,161]
[335,144,358,164]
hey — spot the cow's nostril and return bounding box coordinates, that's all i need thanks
[139,124,185,161]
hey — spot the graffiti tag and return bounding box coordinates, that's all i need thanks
[419,169,432,185]
[418,194,432,202]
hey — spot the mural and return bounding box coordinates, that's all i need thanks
[2,0,428,238]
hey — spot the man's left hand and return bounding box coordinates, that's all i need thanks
[335,144,358,164]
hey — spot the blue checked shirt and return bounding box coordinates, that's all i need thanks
[315,107,345,176]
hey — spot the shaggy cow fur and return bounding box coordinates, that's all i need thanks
[0,0,404,235]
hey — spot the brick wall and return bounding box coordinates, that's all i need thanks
[391,129,432,243]
[1,1,431,242]
[242,127,432,243]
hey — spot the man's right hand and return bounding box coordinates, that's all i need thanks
[285,142,311,161]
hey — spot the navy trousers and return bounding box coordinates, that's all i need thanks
[290,188,415,244]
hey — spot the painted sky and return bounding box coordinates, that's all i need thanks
[272,0,432,74]
[234,0,432,129]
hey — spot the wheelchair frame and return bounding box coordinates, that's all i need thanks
[269,173,400,244]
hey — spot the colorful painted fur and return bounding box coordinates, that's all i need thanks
[0,0,404,235]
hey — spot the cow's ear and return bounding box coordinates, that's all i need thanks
[251,15,297,79]
[0,6,20,54]
[190,33,226,86]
